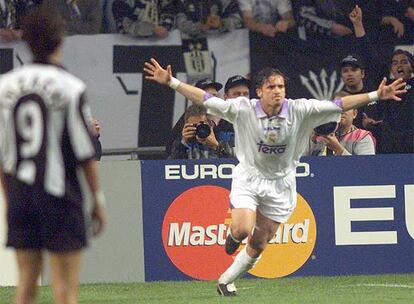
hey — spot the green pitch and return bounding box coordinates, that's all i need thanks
[1,274,413,303]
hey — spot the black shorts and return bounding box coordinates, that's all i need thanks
[5,177,87,252]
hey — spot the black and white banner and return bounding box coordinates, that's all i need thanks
[0,30,250,150]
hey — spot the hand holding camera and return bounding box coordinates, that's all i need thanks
[182,121,218,149]
[313,132,344,155]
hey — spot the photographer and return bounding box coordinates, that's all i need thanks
[165,78,222,157]
[168,104,220,159]
[306,91,376,156]
[314,108,376,155]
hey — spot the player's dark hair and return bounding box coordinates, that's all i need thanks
[21,8,65,63]
[184,104,207,122]
[254,67,288,89]
[391,49,414,69]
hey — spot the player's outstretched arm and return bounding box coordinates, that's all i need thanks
[341,78,406,111]
[144,58,206,105]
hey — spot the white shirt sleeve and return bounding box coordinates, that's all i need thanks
[293,98,342,129]
[203,96,246,123]
[67,91,96,162]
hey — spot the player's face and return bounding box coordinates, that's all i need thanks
[205,87,219,97]
[341,66,364,87]
[391,54,412,81]
[256,75,286,109]
[225,85,250,99]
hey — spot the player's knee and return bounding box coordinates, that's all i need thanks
[230,226,249,241]
[248,237,267,253]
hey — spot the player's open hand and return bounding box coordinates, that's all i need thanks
[377,77,407,101]
[144,58,172,85]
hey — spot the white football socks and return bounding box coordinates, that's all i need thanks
[218,246,260,284]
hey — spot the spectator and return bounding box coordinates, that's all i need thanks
[381,0,414,43]
[348,5,388,87]
[380,49,414,154]
[309,95,376,156]
[238,0,295,37]
[240,0,296,73]
[176,0,242,38]
[168,104,220,159]
[213,75,252,157]
[347,5,414,152]
[294,0,352,41]
[165,77,222,156]
[293,1,383,42]
[0,0,41,42]
[42,0,102,35]
[92,118,103,160]
[339,54,382,132]
[112,0,176,38]
[224,75,251,99]
[306,91,376,156]
[166,75,251,158]
[324,108,376,155]
[102,0,116,32]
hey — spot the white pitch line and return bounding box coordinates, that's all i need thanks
[238,287,255,290]
[351,283,414,289]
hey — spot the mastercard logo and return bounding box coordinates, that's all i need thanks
[162,186,316,280]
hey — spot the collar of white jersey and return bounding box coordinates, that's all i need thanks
[255,99,289,119]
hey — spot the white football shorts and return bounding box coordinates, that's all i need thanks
[229,164,297,223]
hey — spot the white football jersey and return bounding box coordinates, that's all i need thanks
[0,63,96,197]
[204,96,342,178]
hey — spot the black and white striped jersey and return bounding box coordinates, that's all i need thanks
[0,63,96,199]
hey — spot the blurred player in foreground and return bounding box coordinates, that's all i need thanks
[0,8,107,304]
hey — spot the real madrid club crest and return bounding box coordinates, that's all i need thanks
[265,120,280,144]
[267,133,277,144]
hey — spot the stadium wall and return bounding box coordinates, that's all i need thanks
[1,156,413,285]
[142,155,414,281]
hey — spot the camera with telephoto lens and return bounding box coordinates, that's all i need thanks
[314,122,339,135]
[194,121,211,139]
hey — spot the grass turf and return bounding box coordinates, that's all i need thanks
[1,274,413,303]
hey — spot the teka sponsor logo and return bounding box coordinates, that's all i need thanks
[162,186,316,280]
[257,141,287,154]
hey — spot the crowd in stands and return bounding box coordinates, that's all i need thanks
[0,1,412,40]
[0,1,412,159]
